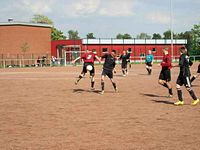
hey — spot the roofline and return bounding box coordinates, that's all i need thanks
[0,22,52,28]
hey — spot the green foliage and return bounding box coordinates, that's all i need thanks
[51,28,66,40]
[152,33,162,39]
[116,33,132,39]
[136,33,151,39]
[191,23,200,55]
[86,33,96,39]
[31,14,54,25]
[68,30,80,39]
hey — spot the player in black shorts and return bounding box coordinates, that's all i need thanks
[190,64,200,83]
[174,46,199,106]
[158,47,173,97]
[119,50,129,76]
[100,50,118,94]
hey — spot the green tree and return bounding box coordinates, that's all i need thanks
[20,42,29,67]
[86,33,96,39]
[30,14,66,40]
[31,14,53,25]
[152,33,162,39]
[163,30,174,39]
[137,33,151,39]
[116,33,124,39]
[116,33,132,39]
[68,30,80,39]
[51,28,66,40]
[191,23,200,55]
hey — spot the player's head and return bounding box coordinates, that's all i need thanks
[111,50,116,57]
[162,47,168,55]
[179,46,187,54]
[86,49,92,53]
[148,50,152,54]
[92,49,97,54]
[123,50,126,54]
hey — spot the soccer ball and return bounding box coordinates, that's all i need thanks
[86,65,93,71]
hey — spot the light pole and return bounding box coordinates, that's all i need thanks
[170,0,174,61]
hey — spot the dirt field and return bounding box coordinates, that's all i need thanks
[0,63,199,150]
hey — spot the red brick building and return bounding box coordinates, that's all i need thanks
[0,22,52,59]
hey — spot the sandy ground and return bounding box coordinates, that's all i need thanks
[0,63,199,150]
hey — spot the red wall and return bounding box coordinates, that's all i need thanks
[51,40,183,60]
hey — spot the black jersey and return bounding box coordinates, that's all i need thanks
[102,54,116,71]
[178,54,191,77]
[119,54,128,64]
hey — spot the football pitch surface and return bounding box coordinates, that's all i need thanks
[0,63,199,150]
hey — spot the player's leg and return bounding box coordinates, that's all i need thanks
[184,77,199,105]
[148,63,152,75]
[174,83,184,105]
[191,64,200,83]
[90,66,95,90]
[108,71,117,92]
[100,70,106,94]
[75,72,85,85]
[146,63,150,74]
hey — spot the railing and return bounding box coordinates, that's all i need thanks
[0,55,200,68]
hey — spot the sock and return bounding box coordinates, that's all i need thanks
[163,83,168,88]
[169,88,173,95]
[177,89,183,101]
[188,90,197,100]
[149,69,152,74]
[91,81,95,88]
[77,75,83,82]
[146,68,149,72]
[112,82,117,89]
[101,81,104,91]
[190,76,196,83]
[122,70,125,75]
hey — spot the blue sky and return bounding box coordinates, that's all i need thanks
[0,0,199,38]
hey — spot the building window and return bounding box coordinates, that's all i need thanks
[152,48,156,53]
[102,48,108,53]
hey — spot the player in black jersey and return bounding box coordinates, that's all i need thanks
[174,46,199,106]
[119,50,129,76]
[100,50,118,94]
[190,64,200,84]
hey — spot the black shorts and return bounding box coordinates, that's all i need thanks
[82,62,95,76]
[102,69,113,79]
[146,62,152,67]
[121,62,128,69]
[197,64,200,73]
[176,75,191,88]
[159,69,171,82]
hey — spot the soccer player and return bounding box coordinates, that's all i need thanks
[72,49,101,90]
[174,46,199,106]
[119,50,129,76]
[158,47,173,97]
[145,50,154,75]
[190,64,200,84]
[100,50,118,94]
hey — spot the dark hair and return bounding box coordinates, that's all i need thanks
[112,50,116,54]
[179,46,187,53]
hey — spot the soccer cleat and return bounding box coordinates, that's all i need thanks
[191,99,199,106]
[100,90,104,95]
[75,80,78,85]
[174,100,184,106]
[168,94,173,98]
[114,88,118,92]
[90,87,95,91]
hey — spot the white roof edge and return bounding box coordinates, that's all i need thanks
[0,22,52,28]
[82,39,187,44]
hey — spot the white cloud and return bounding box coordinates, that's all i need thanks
[147,12,170,24]
[63,0,100,17]
[99,0,135,17]
[20,0,53,14]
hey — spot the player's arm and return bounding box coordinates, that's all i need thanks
[72,56,81,64]
[95,55,101,63]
